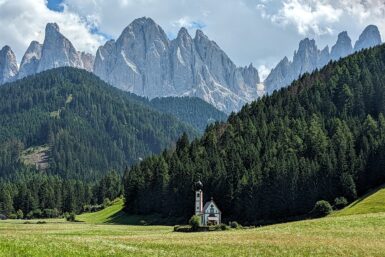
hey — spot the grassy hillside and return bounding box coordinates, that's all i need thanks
[1,213,385,256]
[333,185,385,216]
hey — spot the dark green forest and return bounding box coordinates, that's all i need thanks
[0,67,197,180]
[0,67,228,218]
[150,97,227,133]
[0,170,122,218]
[124,43,385,224]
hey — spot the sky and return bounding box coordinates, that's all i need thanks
[0,0,384,81]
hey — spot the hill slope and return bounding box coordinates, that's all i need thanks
[0,67,197,180]
[124,43,385,223]
[333,185,385,216]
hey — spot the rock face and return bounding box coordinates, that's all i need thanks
[37,23,84,73]
[79,52,95,72]
[330,31,353,61]
[265,25,382,94]
[18,41,42,79]
[94,17,260,113]
[0,46,18,84]
[354,25,382,52]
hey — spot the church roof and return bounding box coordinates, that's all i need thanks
[203,199,221,213]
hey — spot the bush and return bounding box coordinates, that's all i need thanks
[334,197,348,210]
[66,212,76,222]
[220,224,229,231]
[0,214,6,220]
[312,200,333,217]
[174,225,192,233]
[16,209,23,219]
[139,220,147,226]
[36,221,47,224]
[230,221,240,229]
[8,213,17,219]
[26,211,34,219]
[103,198,111,208]
[189,215,201,231]
[33,209,42,218]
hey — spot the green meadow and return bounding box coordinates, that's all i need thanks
[2,190,385,257]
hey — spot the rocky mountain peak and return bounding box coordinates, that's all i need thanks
[37,23,83,73]
[330,31,352,60]
[18,41,43,79]
[354,25,382,52]
[0,45,18,84]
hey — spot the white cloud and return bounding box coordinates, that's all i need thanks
[262,0,342,36]
[0,0,104,63]
[258,64,271,81]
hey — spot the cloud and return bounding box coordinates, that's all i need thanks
[0,0,105,63]
[259,0,385,37]
[260,0,342,36]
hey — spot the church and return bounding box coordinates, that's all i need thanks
[194,181,222,226]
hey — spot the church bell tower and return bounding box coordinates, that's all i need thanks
[194,181,204,217]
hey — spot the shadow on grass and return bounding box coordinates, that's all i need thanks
[103,211,182,226]
[348,184,385,208]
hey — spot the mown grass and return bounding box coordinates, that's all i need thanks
[1,212,385,256]
[333,185,385,216]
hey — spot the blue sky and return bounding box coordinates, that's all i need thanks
[0,0,384,80]
[47,0,64,12]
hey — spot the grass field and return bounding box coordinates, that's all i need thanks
[333,185,385,216]
[2,194,385,257]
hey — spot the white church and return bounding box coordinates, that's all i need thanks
[194,181,222,226]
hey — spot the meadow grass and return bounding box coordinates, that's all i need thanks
[333,185,385,216]
[1,212,385,256]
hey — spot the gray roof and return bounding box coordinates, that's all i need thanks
[203,200,221,213]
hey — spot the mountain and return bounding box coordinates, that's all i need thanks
[124,43,385,224]
[0,46,18,84]
[265,25,382,94]
[149,97,227,133]
[37,23,84,73]
[0,67,197,180]
[18,41,42,79]
[354,25,382,52]
[94,17,261,113]
[330,31,353,61]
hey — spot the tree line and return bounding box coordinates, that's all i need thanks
[124,43,385,224]
[0,170,122,219]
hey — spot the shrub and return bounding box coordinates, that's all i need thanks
[220,224,229,231]
[174,225,192,232]
[16,209,23,219]
[43,208,60,218]
[33,209,42,218]
[139,220,147,226]
[0,214,6,220]
[26,211,34,219]
[66,212,76,222]
[103,198,111,208]
[189,215,201,231]
[8,213,17,219]
[334,197,348,210]
[230,221,240,229]
[36,221,47,224]
[312,200,333,217]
